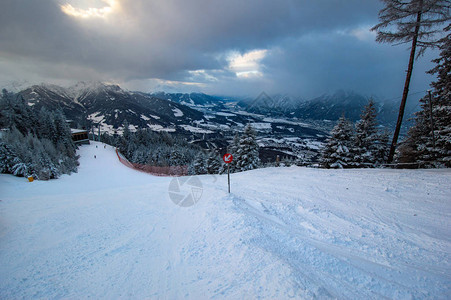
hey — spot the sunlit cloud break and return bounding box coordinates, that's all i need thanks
[228,49,268,78]
[61,0,118,19]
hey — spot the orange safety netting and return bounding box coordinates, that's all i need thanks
[115,149,188,177]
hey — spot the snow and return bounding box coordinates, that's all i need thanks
[147,124,176,132]
[263,117,299,125]
[98,123,116,135]
[249,122,272,130]
[234,110,265,118]
[70,129,87,134]
[303,138,324,150]
[172,108,184,117]
[87,112,104,123]
[0,142,450,299]
[215,112,236,117]
[179,125,214,134]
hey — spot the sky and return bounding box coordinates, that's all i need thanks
[0,0,442,100]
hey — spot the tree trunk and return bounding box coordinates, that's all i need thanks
[387,1,423,163]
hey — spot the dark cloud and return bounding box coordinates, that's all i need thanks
[0,0,439,98]
[260,32,438,99]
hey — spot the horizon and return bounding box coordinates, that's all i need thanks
[5,80,429,105]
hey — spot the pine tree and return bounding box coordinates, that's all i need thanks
[371,0,450,162]
[170,149,186,166]
[352,100,389,167]
[0,141,17,173]
[399,26,451,167]
[235,124,261,172]
[320,115,356,169]
[189,153,207,175]
[206,152,221,174]
[428,25,451,166]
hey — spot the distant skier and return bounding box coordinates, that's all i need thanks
[94,155,96,159]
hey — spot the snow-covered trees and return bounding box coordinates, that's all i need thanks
[399,27,451,167]
[0,125,77,180]
[371,0,450,162]
[352,100,389,167]
[188,153,207,175]
[320,115,356,169]
[224,133,240,173]
[114,128,201,168]
[206,153,221,174]
[234,124,261,172]
[0,91,78,180]
[320,99,392,169]
[427,26,451,167]
[187,124,261,175]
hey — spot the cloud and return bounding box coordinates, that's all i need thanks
[60,0,118,19]
[228,49,268,78]
[261,31,438,99]
[0,0,438,98]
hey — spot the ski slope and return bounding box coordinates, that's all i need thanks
[1,142,450,299]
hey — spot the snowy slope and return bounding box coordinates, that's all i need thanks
[0,142,450,299]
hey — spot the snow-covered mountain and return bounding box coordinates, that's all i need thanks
[294,90,369,121]
[19,82,205,133]
[151,92,226,107]
[238,90,419,127]
[238,92,303,115]
[20,83,86,121]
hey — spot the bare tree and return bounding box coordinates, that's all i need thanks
[371,0,450,163]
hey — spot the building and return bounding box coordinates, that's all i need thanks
[71,129,90,145]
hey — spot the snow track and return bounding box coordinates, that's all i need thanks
[0,142,450,299]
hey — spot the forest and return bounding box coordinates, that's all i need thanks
[0,90,79,180]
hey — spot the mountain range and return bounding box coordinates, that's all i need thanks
[12,81,422,141]
[10,81,422,163]
[238,90,418,126]
[19,82,205,134]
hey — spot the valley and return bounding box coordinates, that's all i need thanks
[16,82,417,164]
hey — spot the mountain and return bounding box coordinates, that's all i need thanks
[238,90,419,128]
[237,92,303,115]
[20,83,86,121]
[237,90,368,119]
[151,92,226,107]
[294,90,369,121]
[19,82,205,133]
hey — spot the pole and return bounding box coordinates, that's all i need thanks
[387,0,423,163]
[227,164,230,193]
[98,124,101,142]
[428,90,436,148]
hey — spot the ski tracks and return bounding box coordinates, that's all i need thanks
[228,170,450,299]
